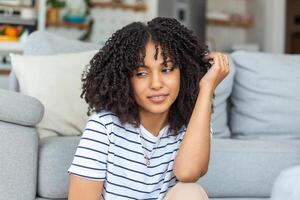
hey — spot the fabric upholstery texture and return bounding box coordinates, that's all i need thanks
[0,88,44,126]
[9,30,99,92]
[230,51,300,139]
[10,50,97,138]
[0,121,39,200]
[271,165,300,200]
[36,137,300,199]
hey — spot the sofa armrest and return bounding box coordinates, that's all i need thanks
[0,121,39,200]
[0,89,44,126]
[0,89,42,200]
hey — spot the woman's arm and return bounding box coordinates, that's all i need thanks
[68,175,104,200]
[173,52,229,182]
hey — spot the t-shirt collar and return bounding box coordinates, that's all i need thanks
[139,123,170,141]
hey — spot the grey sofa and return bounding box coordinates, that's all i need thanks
[1,31,300,200]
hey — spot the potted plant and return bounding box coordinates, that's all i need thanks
[46,0,66,25]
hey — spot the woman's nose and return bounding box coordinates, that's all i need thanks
[150,72,163,90]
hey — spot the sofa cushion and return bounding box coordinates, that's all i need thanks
[10,50,98,138]
[230,51,300,139]
[211,56,235,138]
[199,138,300,197]
[38,136,79,199]
[37,137,300,198]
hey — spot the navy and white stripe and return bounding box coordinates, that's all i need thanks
[68,110,213,200]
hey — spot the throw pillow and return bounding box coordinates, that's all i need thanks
[10,50,98,138]
[230,51,300,139]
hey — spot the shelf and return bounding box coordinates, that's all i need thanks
[0,69,10,75]
[0,17,37,26]
[0,3,35,9]
[90,1,147,12]
[207,18,254,28]
[46,21,90,30]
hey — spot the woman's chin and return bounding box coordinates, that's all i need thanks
[142,105,171,115]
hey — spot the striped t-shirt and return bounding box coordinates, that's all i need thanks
[68,110,212,200]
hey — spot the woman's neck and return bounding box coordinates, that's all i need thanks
[139,110,169,137]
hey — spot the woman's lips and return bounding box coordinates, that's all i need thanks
[148,95,168,103]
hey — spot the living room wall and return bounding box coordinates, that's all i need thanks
[207,0,286,53]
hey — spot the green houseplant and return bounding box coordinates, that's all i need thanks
[46,0,66,25]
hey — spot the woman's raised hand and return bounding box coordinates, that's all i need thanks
[199,52,230,92]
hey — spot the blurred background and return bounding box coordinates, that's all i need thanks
[0,0,299,89]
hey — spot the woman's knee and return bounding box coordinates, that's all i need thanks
[164,182,209,200]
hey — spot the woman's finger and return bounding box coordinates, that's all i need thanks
[221,54,230,76]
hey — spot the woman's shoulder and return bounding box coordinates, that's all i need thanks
[89,110,119,125]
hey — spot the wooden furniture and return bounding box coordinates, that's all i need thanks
[46,21,90,30]
[45,1,147,30]
[0,1,38,80]
[285,0,300,53]
[0,69,10,75]
[207,17,254,28]
[90,1,147,12]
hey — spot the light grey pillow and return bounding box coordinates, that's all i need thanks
[211,56,236,138]
[23,31,99,55]
[230,51,300,139]
[9,31,99,92]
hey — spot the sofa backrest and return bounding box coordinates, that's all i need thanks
[229,51,300,139]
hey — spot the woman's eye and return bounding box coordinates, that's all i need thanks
[136,72,147,77]
[162,67,174,73]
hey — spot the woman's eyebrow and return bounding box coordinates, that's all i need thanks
[138,60,173,68]
[163,60,173,64]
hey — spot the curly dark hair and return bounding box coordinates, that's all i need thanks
[81,17,212,135]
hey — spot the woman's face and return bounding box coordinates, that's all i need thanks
[130,41,180,117]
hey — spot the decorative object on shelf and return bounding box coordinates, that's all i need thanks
[63,15,85,23]
[0,25,27,41]
[46,0,66,26]
[64,0,87,23]
[20,7,36,19]
[63,0,93,39]
[0,69,10,75]
[0,2,37,26]
[46,0,94,41]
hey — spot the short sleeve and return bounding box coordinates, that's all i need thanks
[68,113,110,181]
